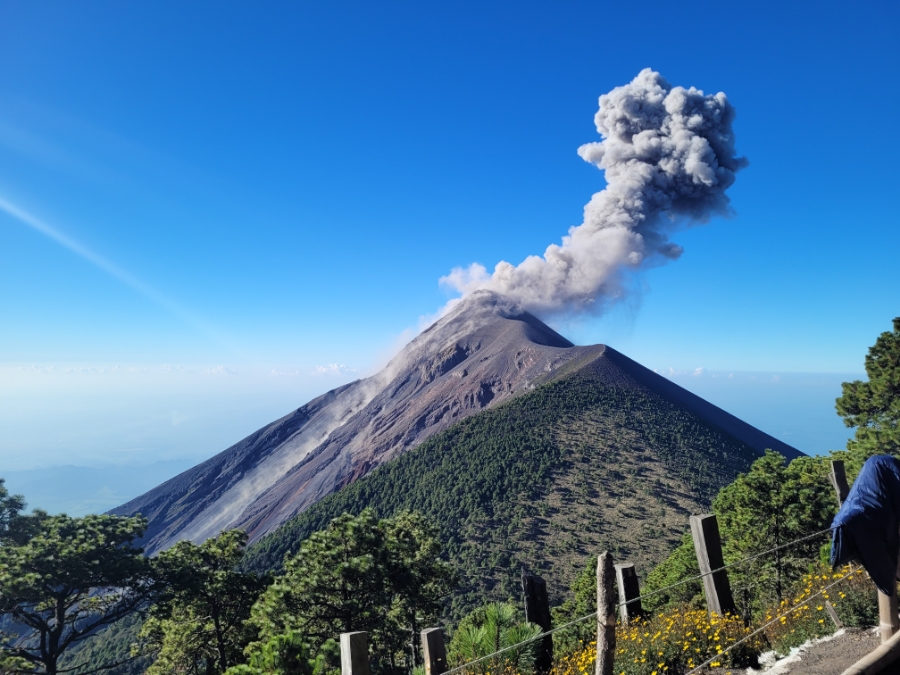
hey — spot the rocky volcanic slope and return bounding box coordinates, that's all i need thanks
[112,291,800,554]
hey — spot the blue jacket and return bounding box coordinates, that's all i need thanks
[831,455,900,595]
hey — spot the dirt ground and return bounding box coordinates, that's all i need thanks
[698,626,897,675]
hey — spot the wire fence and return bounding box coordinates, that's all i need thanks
[443,525,837,675]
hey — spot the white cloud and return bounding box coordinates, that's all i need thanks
[312,363,358,376]
[203,365,235,376]
[270,368,302,378]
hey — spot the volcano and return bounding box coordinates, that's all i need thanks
[112,291,801,554]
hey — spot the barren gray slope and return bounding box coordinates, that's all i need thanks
[112,290,802,554]
[108,378,367,551]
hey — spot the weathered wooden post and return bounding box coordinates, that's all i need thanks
[421,628,448,675]
[522,573,553,675]
[879,557,900,644]
[340,631,371,675]
[614,562,643,624]
[830,460,850,506]
[689,514,736,616]
[595,551,616,675]
[825,601,844,629]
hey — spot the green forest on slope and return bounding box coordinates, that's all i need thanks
[242,369,763,616]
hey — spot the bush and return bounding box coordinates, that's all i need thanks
[225,630,320,675]
[761,565,875,655]
[550,563,876,675]
[552,608,762,675]
[449,602,542,675]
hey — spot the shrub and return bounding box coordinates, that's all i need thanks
[551,564,874,675]
[551,608,762,675]
[761,565,875,655]
[449,602,543,675]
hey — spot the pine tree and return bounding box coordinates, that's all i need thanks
[246,509,455,673]
[0,513,154,675]
[836,317,900,476]
[637,451,835,620]
[139,530,266,675]
[714,451,835,618]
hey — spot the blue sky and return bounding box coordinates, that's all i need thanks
[1,1,898,512]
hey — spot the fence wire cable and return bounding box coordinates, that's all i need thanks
[622,526,833,610]
[684,565,859,675]
[443,526,834,675]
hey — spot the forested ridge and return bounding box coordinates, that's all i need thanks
[242,365,763,615]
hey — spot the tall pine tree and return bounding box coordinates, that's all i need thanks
[836,317,900,477]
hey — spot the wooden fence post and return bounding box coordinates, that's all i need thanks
[690,514,736,616]
[522,573,553,675]
[825,601,844,629]
[614,562,643,624]
[830,460,850,506]
[878,554,900,645]
[421,628,447,675]
[595,551,616,675]
[340,631,371,675]
[879,592,899,644]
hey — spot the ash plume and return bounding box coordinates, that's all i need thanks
[441,68,748,315]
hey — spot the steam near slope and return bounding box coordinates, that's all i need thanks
[442,68,748,315]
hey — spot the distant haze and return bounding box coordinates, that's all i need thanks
[0,367,856,517]
[442,68,747,315]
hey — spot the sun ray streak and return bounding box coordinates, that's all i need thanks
[0,195,233,349]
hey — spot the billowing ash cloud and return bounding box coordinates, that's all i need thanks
[441,68,748,315]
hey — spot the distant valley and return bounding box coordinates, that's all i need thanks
[3,461,196,517]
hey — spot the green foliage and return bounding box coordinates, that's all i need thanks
[640,533,701,613]
[59,611,152,675]
[0,512,153,675]
[248,509,455,674]
[715,451,836,619]
[139,530,267,675]
[0,478,46,547]
[613,606,761,674]
[636,451,836,621]
[225,631,318,675]
[550,557,597,652]
[759,566,877,656]
[448,602,542,674]
[243,373,761,617]
[836,317,900,477]
[832,572,879,629]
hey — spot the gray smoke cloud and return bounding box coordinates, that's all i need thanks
[441,68,748,315]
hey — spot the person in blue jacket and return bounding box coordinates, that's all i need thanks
[831,455,900,595]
